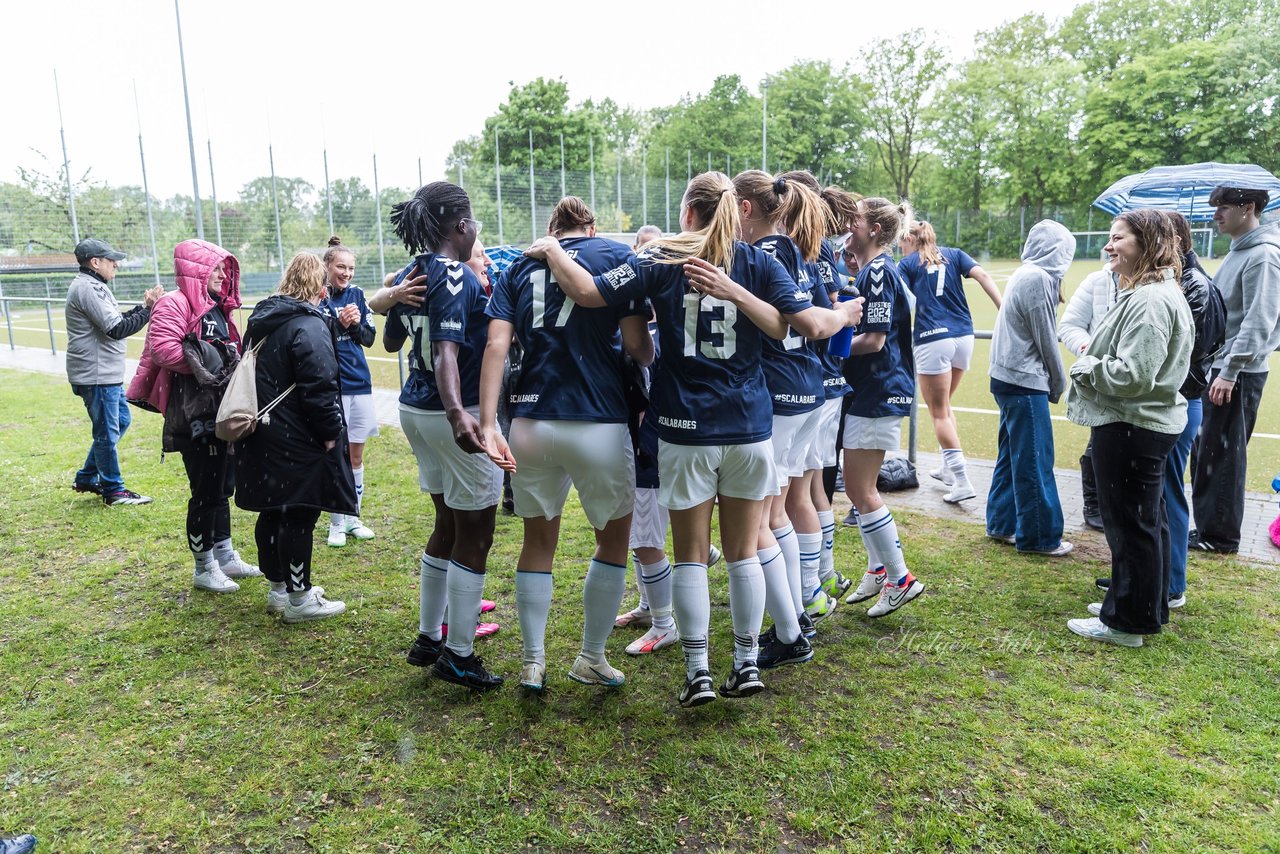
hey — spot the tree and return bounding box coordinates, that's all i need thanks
[860,29,948,200]
[926,63,998,210]
[760,60,871,186]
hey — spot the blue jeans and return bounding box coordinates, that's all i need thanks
[72,384,132,494]
[986,392,1064,552]
[1164,397,1202,598]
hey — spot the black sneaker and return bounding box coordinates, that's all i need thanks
[103,489,152,506]
[718,663,765,698]
[433,646,503,690]
[678,669,716,708]
[758,632,813,670]
[798,612,817,640]
[1189,536,1237,555]
[72,480,102,495]
[1095,577,1110,591]
[406,632,443,667]
[1084,513,1104,531]
[758,624,777,646]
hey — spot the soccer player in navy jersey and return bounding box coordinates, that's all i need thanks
[378,182,503,691]
[478,197,654,693]
[732,170,845,668]
[898,220,1001,503]
[525,172,861,708]
[841,197,927,617]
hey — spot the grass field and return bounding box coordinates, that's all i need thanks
[8,257,1280,494]
[1,370,1278,852]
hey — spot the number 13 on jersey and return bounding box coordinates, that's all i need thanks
[682,292,737,359]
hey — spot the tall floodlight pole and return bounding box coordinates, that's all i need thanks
[664,147,670,233]
[268,144,284,268]
[418,158,424,188]
[616,145,623,232]
[53,70,80,244]
[589,137,596,211]
[641,146,648,226]
[323,147,334,235]
[687,150,691,182]
[457,156,463,189]
[208,140,222,245]
[133,83,160,285]
[494,128,504,244]
[761,78,769,171]
[559,133,566,197]
[529,129,537,242]
[174,0,204,238]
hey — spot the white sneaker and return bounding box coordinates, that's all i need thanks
[1168,594,1186,609]
[218,550,262,578]
[943,479,977,504]
[1067,616,1143,647]
[568,654,625,687]
[707,544,723,567]
[625,624,679,655]
[282,588,346,623]
[867,574,925,617]
[344,517,375,540]
[267,585,323,615]
[845,568,886,604]
[193,563,239,593]
[520,661,547,692]
[1087,602,1103,617]
[929,466,955,487]
[326,525,347,548]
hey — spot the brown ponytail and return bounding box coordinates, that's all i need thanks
[548,196,596,237]
[733,170,827,262]
[860,197,912,248]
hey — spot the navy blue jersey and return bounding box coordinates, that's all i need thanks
[320,285,375,395]
[899,247,979,345]
[755,235,823,415]
[488,236,642,422]
[390,253,489,411]
[815,241,849,399]
[593,241,810,446]
[844,252,915,418]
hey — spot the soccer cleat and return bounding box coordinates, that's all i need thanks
[757,632,813,669]
[943,479,977,503]
[708,544,723,568]
[804,590,839,625]
[282,589,347,623]
[218,550,262,578]
[0,834,37,854]
[434,646,504,690]
[625,624,679,656]
[193,563,239,593]
[103,489,152,506]
[819,571,853,600]
[678,669,716,708]
[867,574,925,617]
[481,599,496,614]
[929,465,955,486]
[842,509,859,527]
[798,612,817,640]
[719,663,765,698]
[406,632,444,666]
[1067,616,1143,647]
[344,517,375,540]
[614,605,653,629]
[72,480,102,495]
[519,661,546,692]
[440,621,500,639]
[568,654,625,687]
[845,568,887,604]
[326,525,346,548]
[268,585,322,615]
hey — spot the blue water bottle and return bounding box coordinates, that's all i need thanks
[827,284,861,359]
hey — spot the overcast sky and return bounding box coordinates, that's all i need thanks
[5,0,1085,199]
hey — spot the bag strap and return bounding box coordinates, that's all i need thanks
[256,383,296,419]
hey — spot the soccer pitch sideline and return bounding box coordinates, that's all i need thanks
[0,371,1276,853]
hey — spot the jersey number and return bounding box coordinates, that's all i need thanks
[530,269,576,329]
[681,293,737,359]
[402,314,432,372]
[928,264,945,296]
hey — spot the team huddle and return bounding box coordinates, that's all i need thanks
[365,170,940,708]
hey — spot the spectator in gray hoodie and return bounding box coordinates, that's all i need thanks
[985,220,1075,556]
[1189,187,1280,553]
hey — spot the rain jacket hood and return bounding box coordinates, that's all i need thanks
[1020,220,1076,285]
[173,239,242,315]
[1213,221,1280,380]
[244,293,322,346]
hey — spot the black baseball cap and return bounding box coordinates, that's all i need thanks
[74,238,126,264]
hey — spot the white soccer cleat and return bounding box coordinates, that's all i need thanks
[625,625,679,656]
[326,525,347,548]
[867,574,925,617]
[519,661,547,692]
[344,517,375,540]
[708,545,723,567]
[568,654,625,687]
[845,568,887,604]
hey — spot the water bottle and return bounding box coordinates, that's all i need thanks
[827,283,861,359]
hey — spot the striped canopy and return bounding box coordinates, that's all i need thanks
[1092,162,1280,222]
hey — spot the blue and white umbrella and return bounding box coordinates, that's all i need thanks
[1092,162,1280,222]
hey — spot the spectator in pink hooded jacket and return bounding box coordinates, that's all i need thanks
[129,239,262,593]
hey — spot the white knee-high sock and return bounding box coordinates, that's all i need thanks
[758,545,801,645]
[515,570,553,665]
[772,524,804,616]
[445,560,486,658]
[330,513,344,529]
[633,554,651,611]
[352,465,365,515]
[942,449,967,482]
[726,556,765,668]
[671,562,710,679]
[797,531,823,603]
[639,556,673,631]
[581,558,626,660]
[859,506,907,583]
[817,509,836,582]
[419,553,449,639]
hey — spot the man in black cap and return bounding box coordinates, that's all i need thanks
[66,238,164,505]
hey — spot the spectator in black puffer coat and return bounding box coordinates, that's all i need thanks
[235,252,358,624]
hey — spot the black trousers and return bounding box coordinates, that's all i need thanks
[255,507,323,592]
[1093,422,1179,635]
[1191,370,1267,550]
[180,437,233,554]
[822,394,855,502]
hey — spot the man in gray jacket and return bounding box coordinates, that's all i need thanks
[1189,187,1280,553]
[66,238,163,505]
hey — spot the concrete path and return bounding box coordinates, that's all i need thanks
[5,343,1275,566]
